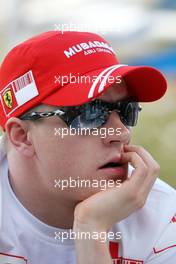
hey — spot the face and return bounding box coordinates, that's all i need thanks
[7,82,131,203]
[7,83,131,203]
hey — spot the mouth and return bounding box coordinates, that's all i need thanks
[99,162,122,169]
[98,157,128,178]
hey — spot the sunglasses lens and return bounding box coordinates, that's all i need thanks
[120,102,139,126]
[69,101,140,129]
[70,115,105,129]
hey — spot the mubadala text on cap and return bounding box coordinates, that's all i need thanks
[64,41,115,58]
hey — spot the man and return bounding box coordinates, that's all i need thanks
[0,31,175,264]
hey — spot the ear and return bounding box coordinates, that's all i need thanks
[5,117,35,157]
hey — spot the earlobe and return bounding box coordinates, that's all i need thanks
[5,117,35,157]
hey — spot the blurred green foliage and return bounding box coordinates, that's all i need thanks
[132,84,176,188]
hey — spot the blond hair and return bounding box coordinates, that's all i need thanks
[0,130,7,155]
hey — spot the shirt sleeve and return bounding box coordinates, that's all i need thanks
[146,215,176,264]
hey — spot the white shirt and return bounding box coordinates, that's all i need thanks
[0,141,176,264]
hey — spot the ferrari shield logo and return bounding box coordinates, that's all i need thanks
[3,89,13,109]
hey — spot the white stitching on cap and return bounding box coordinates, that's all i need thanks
[98,64,127,93]
[88,64,127,99]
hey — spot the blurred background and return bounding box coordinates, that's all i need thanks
[0,0,176,187]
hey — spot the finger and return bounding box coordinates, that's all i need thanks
[121,151,148,188]
[124,145,159,170]
[124,145,159,190]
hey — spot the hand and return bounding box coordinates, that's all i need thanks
[73,145,160,232]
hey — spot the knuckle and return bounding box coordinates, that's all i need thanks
[152,163,160,174]
[148,163,160,175]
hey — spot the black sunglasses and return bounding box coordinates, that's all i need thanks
[20,99,142,129]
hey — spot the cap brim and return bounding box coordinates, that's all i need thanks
[42,64,167,106]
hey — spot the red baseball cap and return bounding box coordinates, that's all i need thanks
[0,31,167,131]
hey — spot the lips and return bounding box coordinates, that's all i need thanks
[100,162,122,169]
[98,156,127,178]
[99,156,123,170]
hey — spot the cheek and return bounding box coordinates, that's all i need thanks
[35,130,97,181]
[58,136,96,175]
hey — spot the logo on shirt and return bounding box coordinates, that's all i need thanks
[109,242,144,264]
[171,214,176,223]
[0,253,27,264]
[153,214,176,254]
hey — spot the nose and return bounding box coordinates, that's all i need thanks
[101,111,131,146]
